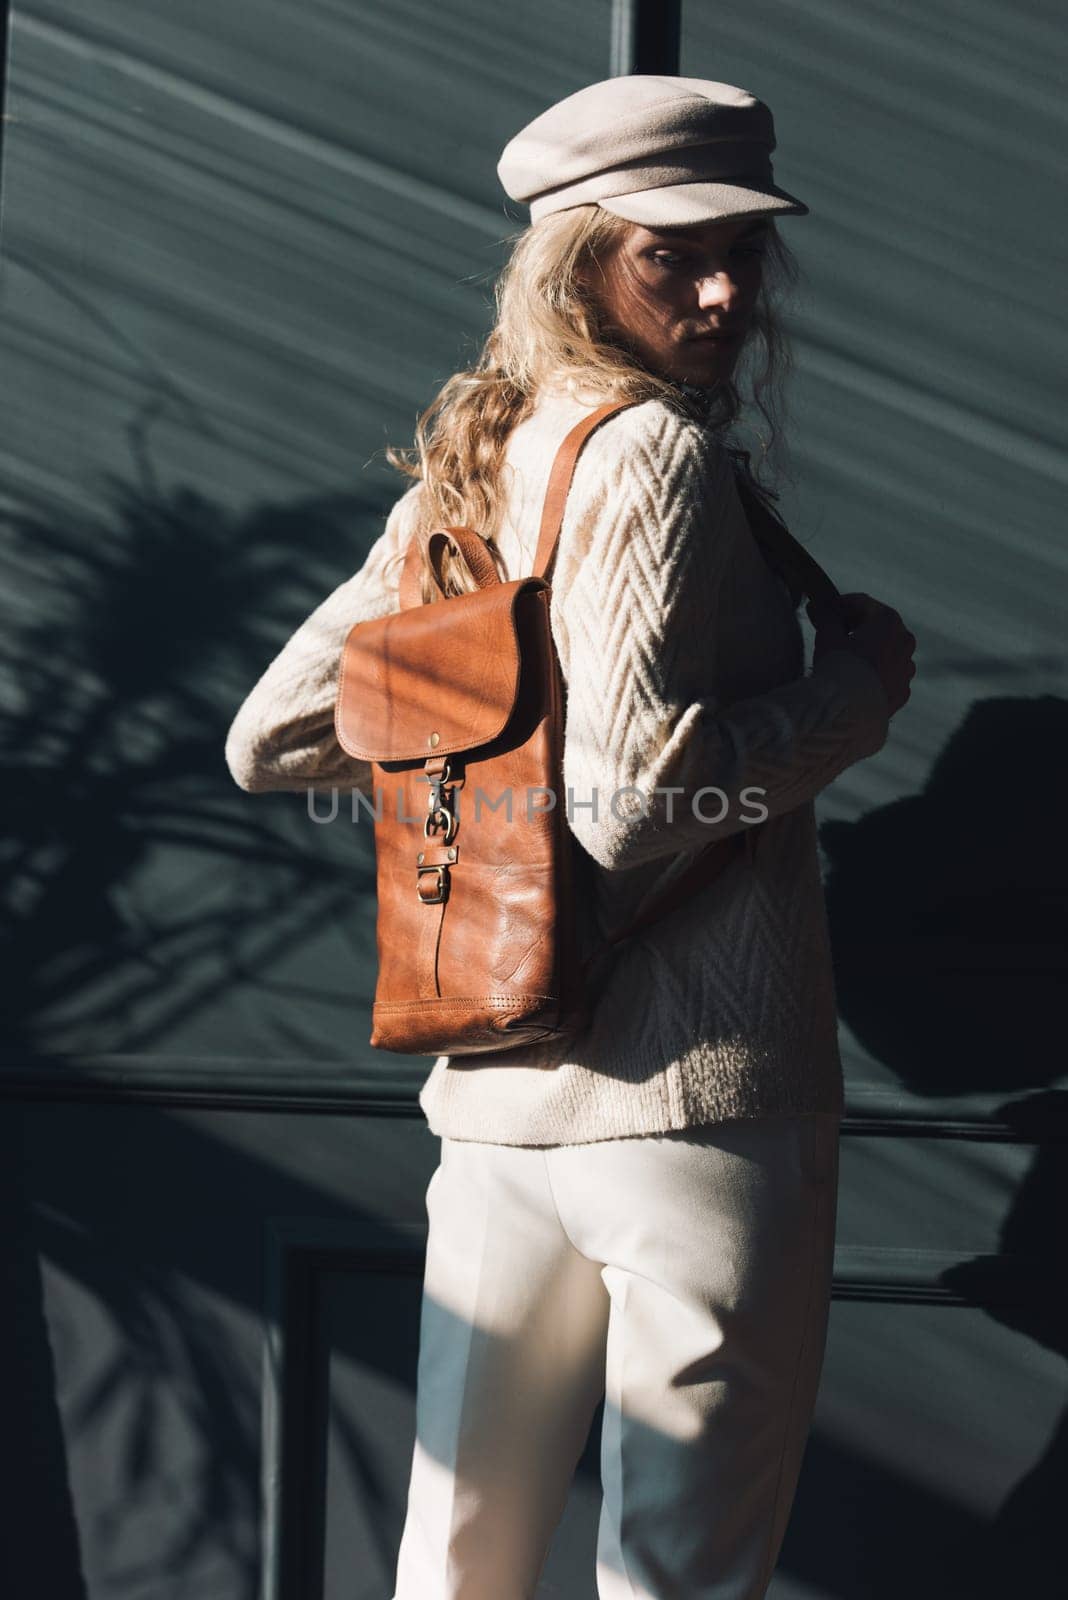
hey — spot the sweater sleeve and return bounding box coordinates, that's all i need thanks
[551,401,891,871]
[224,483,421,794]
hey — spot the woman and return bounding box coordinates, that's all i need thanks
[226,77,916,1600]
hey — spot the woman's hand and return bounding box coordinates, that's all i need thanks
[808,591,918,715]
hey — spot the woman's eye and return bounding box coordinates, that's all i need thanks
[650,247,765,269]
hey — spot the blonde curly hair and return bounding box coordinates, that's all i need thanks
[384,204,800,602]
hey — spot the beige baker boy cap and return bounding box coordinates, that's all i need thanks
[498,74,808,228]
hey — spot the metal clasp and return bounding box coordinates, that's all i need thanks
[422,757,458,842]
[424,806,458,842]
[423,759,452,813]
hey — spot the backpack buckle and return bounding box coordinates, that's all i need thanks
[416,864,449,904]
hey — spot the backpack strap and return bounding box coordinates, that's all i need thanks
[395,398,638,610]
[531,400,641,581]
[397,524,500,610]
[732,472,842,623]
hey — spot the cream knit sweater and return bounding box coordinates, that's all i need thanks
[225,383,891,1145]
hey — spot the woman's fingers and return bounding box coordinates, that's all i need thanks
[807,590,919,715]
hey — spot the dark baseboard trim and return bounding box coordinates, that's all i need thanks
[1,1054,1064,1141]
[832,1245,1058,1308]
[840,1083,1068,1142]
[0,1053,428,1113]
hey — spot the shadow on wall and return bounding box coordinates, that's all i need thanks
[0,457,381,1060]
[817,696,1068,1597]
[821,693,1068,1101]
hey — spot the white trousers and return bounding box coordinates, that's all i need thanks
[392,1112,840,1600]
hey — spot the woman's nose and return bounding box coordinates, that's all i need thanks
[697,272,739,310]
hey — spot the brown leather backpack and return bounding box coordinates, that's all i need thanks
[333,399,841,1057]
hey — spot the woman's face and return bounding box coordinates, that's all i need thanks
[590,215,770,387]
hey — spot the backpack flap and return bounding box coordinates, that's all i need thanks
[334,576,547,762]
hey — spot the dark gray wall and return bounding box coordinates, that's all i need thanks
[1,3,1064,1596]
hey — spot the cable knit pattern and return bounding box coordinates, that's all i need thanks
[225,384,891,1145]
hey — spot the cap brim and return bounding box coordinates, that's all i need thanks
[597,179,808,227]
